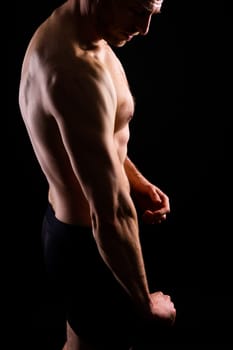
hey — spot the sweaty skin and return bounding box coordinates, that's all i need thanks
[19,0,175,332]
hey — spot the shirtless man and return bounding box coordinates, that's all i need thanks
[18,1,176,349]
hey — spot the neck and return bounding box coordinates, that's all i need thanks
[68,0,98,16]
[65,0,103,48]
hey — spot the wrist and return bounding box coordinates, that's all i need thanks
[134,294,154,320]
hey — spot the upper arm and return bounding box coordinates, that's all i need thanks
[45,57,126,218]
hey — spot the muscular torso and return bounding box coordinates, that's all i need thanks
[19,9,135,227]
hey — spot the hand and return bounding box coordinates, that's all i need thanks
[149,291,176,326]
[132,183,170,224]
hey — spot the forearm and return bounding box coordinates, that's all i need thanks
[92,197,152,317]
[124,156,149,191]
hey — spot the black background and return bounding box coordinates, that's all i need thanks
[8,0,232,347]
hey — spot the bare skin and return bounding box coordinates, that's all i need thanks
[19,0,176,349]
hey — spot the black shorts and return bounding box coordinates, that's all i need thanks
[41,203,172,348]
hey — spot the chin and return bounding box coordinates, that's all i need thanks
[102,31,126,47]
[114,40,127,47]
[108,38,127,47]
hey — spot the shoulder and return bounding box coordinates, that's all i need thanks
[43,49,116,109]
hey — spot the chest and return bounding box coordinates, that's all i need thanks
[104,47,135,130]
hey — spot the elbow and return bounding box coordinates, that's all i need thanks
[90,197,137,241]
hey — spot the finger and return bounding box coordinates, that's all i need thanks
[149,186,162,202]
[142,210,167,224]
[155,188,170,212]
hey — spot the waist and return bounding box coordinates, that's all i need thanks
[45,202,92,231]
[48,188,92,226]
